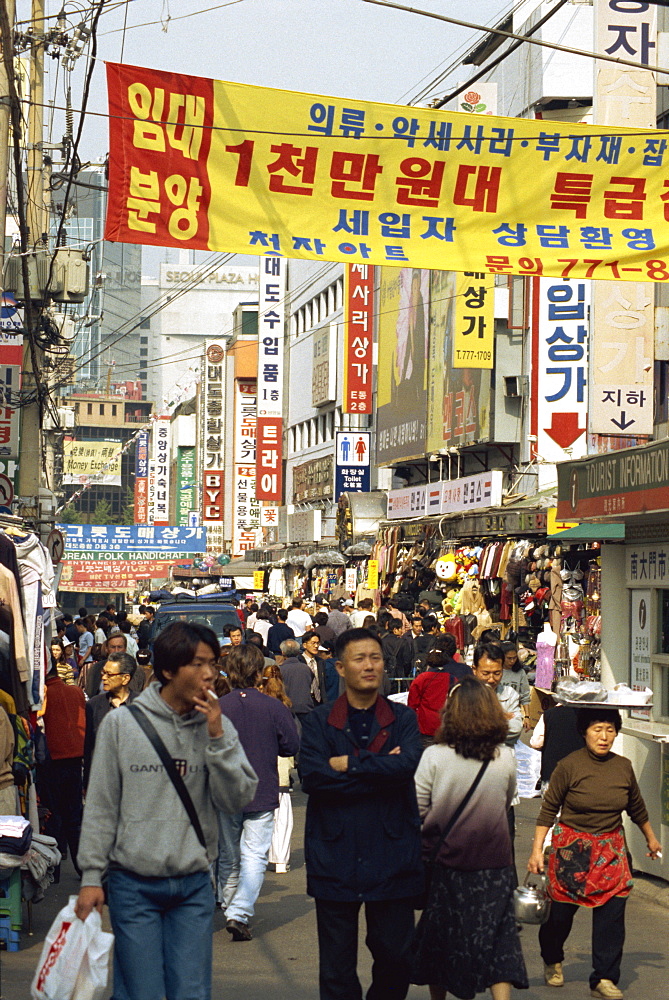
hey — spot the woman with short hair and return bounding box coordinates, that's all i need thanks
[528,708,661,1000]
[412,676,528,1000]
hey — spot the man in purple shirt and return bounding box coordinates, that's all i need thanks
[216,644,300,941]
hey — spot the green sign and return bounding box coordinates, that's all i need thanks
[176,447,196,527]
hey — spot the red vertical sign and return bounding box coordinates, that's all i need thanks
[343,264,374,413]
[255,417,283,502]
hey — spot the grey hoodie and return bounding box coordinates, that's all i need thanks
[78,682,258,887]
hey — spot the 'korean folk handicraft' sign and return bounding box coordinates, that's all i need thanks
[107,62,669,282]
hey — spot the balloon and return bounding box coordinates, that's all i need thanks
[218,553,231,565]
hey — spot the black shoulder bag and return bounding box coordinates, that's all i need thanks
[127,704,207,849]
[415,758,490,909]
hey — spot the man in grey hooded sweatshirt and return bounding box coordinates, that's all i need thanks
[75,621,258,1000]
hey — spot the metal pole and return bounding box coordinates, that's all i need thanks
[17,0,44,499]
[0,0,15,283]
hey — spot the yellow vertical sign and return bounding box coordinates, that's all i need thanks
[453,274,495,369]
[366,559,379,590]
[253,571,265,591]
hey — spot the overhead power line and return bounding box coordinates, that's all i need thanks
[359,0,669,79]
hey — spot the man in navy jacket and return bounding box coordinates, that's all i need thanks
[217,644,300,941]
[300,627,423,1000]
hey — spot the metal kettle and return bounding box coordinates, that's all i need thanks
[514,873,552,925]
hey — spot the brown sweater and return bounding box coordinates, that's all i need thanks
[537,746,648,835]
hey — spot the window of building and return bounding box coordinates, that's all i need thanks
[140,336,148,345]
[140,317,150,329]
[111,404,117,416]
[74,402,79,414]
[99,404,105,415]
[87,403,92,415]
[320,414,327,441]
[140,348,148,357]
[328,410,335,438]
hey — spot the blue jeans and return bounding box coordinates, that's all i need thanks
[215,809,274,923]
[107,867,214,1000]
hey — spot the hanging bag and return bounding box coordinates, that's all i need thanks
[414,759,489,909]
[31,896,113,1000]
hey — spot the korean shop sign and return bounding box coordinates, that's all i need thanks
[453,272,494,369]
[344,264,374,413]
[256,256,285,502]
[107,61,669,282]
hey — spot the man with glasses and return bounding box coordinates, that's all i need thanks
[83,652,139,788]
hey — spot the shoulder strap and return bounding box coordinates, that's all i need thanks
[127,704,207,849]
[429,758,490,864]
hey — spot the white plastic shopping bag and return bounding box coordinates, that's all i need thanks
[31,895,113,1000]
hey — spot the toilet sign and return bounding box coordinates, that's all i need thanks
[335,431,371,499]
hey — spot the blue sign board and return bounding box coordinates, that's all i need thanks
[58,524,207,554]
[335,431,371,499]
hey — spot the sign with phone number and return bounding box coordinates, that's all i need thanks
[106,62,669,283]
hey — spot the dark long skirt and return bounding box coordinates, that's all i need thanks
[412,864,528,999]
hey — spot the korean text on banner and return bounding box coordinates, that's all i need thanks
[256,256,285,502]
[344,264,374,413]
[134,430,149,524]
[63,439,122,487]
[202,341,226,531]
[366,559,379,590]
[234,380,260,555]
[151,417,170,526]
[453,272,494,369]
[107,61,669,283]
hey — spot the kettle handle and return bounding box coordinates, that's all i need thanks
[524,872,548,890]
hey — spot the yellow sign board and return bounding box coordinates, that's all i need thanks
[547,507,578,536]
[366,559,379,590]
[453,274,495,368]
[253,570,265,591]
[107,63,669,282]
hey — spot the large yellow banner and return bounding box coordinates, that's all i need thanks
[107,62,669,282]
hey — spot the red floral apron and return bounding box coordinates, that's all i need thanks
[548,822,633,907]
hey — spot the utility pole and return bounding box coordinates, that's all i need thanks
[17,0,45,502]
[0,0,15,276]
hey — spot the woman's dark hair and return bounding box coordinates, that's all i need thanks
[362,615,378,631]
[152,621,220,685]
[256,608,272,621]
[577,707,622,735]
[435,676,508,761]
[430,632,457,657]
[314,611,329,626]
[136,649,152,666]
[262,664,292,707]
[425,649,448,671]
[226,644,264,689]
[249,603,259,613]
[500,640,521,672]
[84,615,96,632]
[50,637,67,662]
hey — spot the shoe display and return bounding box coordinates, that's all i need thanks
[226,918,253,942]
[590,980,623,999]
[544,963,564,987]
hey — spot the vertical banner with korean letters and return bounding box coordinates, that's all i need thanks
[0,328,23,467]
[453,272,495,369]
[151,417,171,526]
[134,430,149,523]
[537,279,589,462]
[590,0,656,440]
[176,446,196,526]
[343,264,374,413]
[202,342,226,551]
[256,256,285,502]
[234,379,261,555]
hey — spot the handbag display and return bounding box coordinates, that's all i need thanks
[414,758,490,909]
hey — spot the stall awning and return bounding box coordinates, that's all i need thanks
[549,523,625,542]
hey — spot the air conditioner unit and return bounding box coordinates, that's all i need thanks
[503,375,529,398]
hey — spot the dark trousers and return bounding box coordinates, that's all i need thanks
[315,897,414,1000]
[539,894,627,988]
[39,757,83,871]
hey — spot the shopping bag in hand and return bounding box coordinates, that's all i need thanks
[31,895,113,1000]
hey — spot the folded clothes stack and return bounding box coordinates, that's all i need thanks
[0,815,32,872]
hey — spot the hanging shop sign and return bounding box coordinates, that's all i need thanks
[376,268,429,465]
[590,0,656,440]
[313,322,337,407]
[453,272,495,369]
[335,431,370,499]
[292,456,333,503]
[557,438,669,520]
[256,256,285,502]
[151,416,171,526]
[106,61,669,282]
[202,340,227,532]
[62,439,122,487]
[176,446,196,526]
[387,471,503,521]
[233,379,261,555]
[537,278,589,461]
[366,559,379,590]
[253,570,265,590]
[58,524,207,554]
[0,326,22,458]
[134,429,149,524]
[343,264,374,414]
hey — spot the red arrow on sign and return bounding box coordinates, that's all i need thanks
[544,412,585,449]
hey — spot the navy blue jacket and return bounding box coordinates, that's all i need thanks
[300,694,423,902]
[219,688,300,813]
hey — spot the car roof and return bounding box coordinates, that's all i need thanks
[155,601,237,612]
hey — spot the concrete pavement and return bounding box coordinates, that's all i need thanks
[1,793,667,999]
